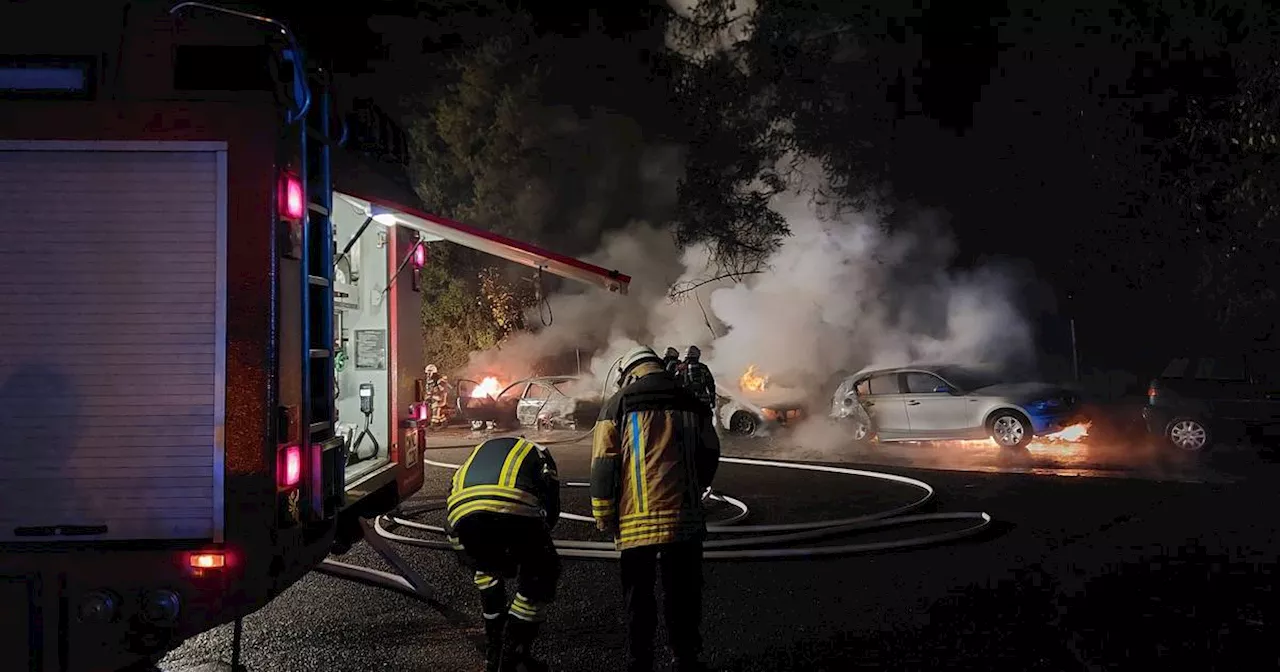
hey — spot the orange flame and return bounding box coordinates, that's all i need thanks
[1035,422,1090,444]
[739,365,768,393]
[470,376,502,399]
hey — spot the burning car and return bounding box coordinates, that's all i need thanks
[831,364,1085,449]
[718,365,807,436]
[458,375,603,431]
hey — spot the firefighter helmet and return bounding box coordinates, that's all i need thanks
[425,364,438,376]
[686,345,701,361]
[618,346,661,379]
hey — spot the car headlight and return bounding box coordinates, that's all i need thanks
[1028,398,1062,412]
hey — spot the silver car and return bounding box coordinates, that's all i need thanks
[830,364,1081,449]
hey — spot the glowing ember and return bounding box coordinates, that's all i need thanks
[739,365,769,393]
[470,376,502,399]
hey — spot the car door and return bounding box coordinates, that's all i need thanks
[863,373,910,436]
[517,382,553,426]
[902,371,972,434]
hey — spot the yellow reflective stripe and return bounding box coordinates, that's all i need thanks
[447,499,541,527]
[453,442,486,493]
[501,439,537,488]
[447,485,540,508]
[509,593,545,622]
[620,510,686,523]
[474,572,500,589]
[497,439,529,488]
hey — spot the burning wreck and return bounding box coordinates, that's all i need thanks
[456,375,602,431]
[716,365,808,436]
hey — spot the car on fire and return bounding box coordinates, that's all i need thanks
[459,373,800,436]
[717,392,805,435]
[830,364,1082,449]
[458,376,604,431]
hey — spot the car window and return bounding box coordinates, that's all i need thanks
[855,378,871,396]
[904,372,947,394]
[1162,358,1190,377]
[867,374,899,395]
[1194,357,1246,381]
[498,383,527,400]
[524,383,553,400]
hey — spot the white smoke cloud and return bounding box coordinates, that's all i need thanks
[464,168,1037,406]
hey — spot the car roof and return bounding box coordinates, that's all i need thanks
[853,364,951,379]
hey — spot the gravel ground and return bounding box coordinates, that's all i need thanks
[160,435,1280,672]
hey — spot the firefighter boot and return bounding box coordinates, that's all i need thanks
[500,618,549,672]
[483,615,507,672]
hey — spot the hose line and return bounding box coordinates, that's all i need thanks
[378,453,993,560]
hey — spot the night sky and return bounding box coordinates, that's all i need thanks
[254,0,1273,378]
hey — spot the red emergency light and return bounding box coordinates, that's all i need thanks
[412,242,427,268]
[279,172,305,221]
[278,444,302,488]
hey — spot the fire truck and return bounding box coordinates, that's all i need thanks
[0,2,633,670]
[0,2,430,669]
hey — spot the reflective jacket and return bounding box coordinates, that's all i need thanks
[677,361,717,408]
[590,362,721,550]
[445,437,560,546]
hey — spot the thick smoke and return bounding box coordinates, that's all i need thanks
[464,170,1036,404]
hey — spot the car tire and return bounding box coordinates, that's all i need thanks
[988,410,1032,449]
[1165,417,1211,452]
[846,403,875,445]
[729,411,758,435]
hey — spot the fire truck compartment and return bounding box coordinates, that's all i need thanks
[332,194,398,484]
[0,141,226,543]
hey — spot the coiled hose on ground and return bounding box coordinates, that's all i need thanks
[375,450,993,560]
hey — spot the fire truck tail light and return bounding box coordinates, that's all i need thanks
[413,402,429,422]
[279,444,302,488]
[413,242,427,268]
[189,552,226,570]
[279,172,304,220]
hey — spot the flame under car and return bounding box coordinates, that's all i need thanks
[830,364,1085,449]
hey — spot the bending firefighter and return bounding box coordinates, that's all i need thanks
[591,346,722,672]
[446,437,561,672]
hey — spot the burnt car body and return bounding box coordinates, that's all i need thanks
[459,376,603,430]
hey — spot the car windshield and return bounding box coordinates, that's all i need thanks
[933,366,1004,392]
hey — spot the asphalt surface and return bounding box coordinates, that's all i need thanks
[160,429,1280,672]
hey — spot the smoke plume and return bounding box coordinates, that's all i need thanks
[464,169,1037,404]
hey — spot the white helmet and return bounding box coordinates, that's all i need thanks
[425,364,438,376]
[617,346,661,379]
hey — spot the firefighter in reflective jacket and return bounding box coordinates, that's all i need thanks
[591,346,721,672]
[677,346,716,411]
[445,437,561,672]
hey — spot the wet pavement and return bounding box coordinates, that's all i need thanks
[160,432,1280,672]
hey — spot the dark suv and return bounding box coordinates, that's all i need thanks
[1143,355,1280,451]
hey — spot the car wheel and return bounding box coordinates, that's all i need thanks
[846,403,875,444]
[1165,417,1210,452]
[989,411,1032,449]
[729,411,758,435]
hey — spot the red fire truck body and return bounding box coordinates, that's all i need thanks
[0,2,425,669]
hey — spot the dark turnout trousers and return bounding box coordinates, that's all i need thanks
[620,539,704,671]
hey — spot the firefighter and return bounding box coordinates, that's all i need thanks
[677,346,717,412]
[445,436,561,672]
[591,346,721,672]
[424,364,450,427]
[662,347,681,376]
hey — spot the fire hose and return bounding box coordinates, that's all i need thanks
[374,454,993,560]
